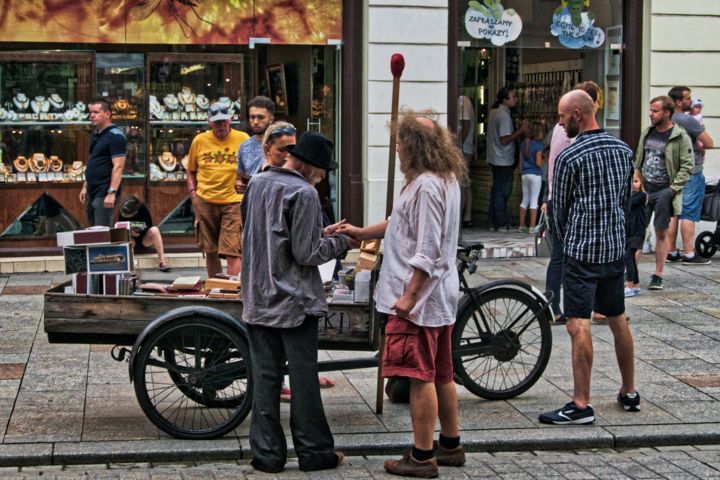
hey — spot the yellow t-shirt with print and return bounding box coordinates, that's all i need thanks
[187,129,249,204]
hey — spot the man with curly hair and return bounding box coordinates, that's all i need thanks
[340,111,468,478]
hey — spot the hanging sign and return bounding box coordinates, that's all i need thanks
[551,0,605,48]
[464,1,523,47]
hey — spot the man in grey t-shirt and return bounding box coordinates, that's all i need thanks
[666,86,715,265]
[486,86,528,230]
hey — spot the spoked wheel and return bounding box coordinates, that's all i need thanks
[695,231,717,259]
[452,288,552,400]
[133,317,252,439]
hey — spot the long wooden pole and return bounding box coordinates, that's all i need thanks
[376,53,405,415]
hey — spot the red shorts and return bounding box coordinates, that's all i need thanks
[382,315,454,384]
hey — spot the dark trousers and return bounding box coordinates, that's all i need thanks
[545,200,565,316]
[489,165,514,228]
[624,247,639,284]
[86,196,114,227]
[246,317,335,471]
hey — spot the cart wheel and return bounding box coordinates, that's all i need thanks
[695,231,717,259]
[452,288,552,400]
[133,317,252,439]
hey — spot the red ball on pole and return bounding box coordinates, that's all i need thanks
[390,53,405,78]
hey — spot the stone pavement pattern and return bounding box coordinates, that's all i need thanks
[3,256,720,466]
[4,446,720,479]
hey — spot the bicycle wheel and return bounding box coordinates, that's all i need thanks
[695,231,717,259]
[133,317,252,439]
[452,288,551,400]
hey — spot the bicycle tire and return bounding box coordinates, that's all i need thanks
[452,288,552,400]
[133,317,252,439]
[695,231,717,259]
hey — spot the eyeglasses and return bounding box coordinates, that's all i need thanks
[209,105,229,115]
[278,145,295,153]
[269,126,296,139]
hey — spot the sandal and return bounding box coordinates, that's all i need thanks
[158,262,173,272]
[318,376,336,388]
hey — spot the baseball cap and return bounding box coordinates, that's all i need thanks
[692,98,704,108]
[208,102,232,122]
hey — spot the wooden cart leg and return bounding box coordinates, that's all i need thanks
[375,330,385,414]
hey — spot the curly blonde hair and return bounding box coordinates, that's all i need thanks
[396,109,469,186]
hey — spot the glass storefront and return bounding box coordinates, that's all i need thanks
[0,1,345,252]
[453,0,624,227]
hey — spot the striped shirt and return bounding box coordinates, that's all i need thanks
[552,129,633,264]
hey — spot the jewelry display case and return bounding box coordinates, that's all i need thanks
[0,51,95,242]
[96,53,146,178]
[146,53,245,236]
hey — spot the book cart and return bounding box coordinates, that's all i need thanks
[44,241,555,441]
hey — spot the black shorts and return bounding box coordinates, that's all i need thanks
[563,256,625,319]
[645,187,674,230]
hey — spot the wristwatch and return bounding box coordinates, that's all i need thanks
[107,187,117,195]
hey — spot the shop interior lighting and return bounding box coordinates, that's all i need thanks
[249,37,271,49]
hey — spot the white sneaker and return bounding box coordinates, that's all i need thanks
[633,288,642,296]
[624,287,637,298]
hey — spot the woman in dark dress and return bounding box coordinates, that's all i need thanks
[119,196,171,271]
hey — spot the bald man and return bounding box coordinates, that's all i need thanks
[539,90,640,425]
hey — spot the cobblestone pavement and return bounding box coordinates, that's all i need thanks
[3,446,720,479]
[3,255,720,466]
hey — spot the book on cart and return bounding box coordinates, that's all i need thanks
[171,276,203,291]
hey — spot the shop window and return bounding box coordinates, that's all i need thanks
[0,192,82,238]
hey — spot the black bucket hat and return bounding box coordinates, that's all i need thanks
[287,131,337,170]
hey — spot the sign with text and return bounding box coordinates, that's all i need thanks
[464,1,522,46]
[551,1,605,49]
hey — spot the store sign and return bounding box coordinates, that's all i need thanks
[0,0,341,45]
[464,1,523,46]
[551,1,605,48]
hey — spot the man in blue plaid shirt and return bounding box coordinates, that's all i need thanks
[539,90,640,425]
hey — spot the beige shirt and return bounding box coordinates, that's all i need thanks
[375,172,461,327]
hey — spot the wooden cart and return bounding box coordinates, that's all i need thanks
[44,244,554,440]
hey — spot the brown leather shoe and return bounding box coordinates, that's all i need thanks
[384,451,438,478]
[432,440,466,466]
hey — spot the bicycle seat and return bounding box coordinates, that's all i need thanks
[458,240,484,251]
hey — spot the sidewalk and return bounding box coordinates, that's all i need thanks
[2,254,720,467]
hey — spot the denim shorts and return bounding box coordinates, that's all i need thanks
[644,187,674,230]
[680,172,705,222]
[563,256,625,319]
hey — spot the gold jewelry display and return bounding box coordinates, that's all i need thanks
[68,161,85,181]
[180,155,189,171]
[48,94,65,110]
[13,156,28,172]
[29,153,48,173]
[13,93,29,111]
[31,96,50,114]
[158,151,177,172]
[49,155,63,172]
[195,94,209,110]
[0,163,10,176]
[178,87,196,112]
[113,98,130,112]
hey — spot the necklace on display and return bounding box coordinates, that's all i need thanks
[217,97,232,109]
[158,151,177,171]
[31,96,50,114]
[13,93,29,111]
[163,94,179,111]
[195,95,209,110]
[178,87,195,105]
[49,94,65,110]
[13,156,28,172]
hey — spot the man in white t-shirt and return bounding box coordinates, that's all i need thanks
[458,95,476,227]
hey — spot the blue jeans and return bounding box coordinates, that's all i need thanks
[545,200,564,316]
[489,165,514,228]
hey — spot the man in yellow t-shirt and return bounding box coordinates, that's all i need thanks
[187,102,250,277]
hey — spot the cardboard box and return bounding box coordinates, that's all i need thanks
[57,227,130,247]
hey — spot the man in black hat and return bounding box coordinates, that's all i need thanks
[240,131,356,474]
